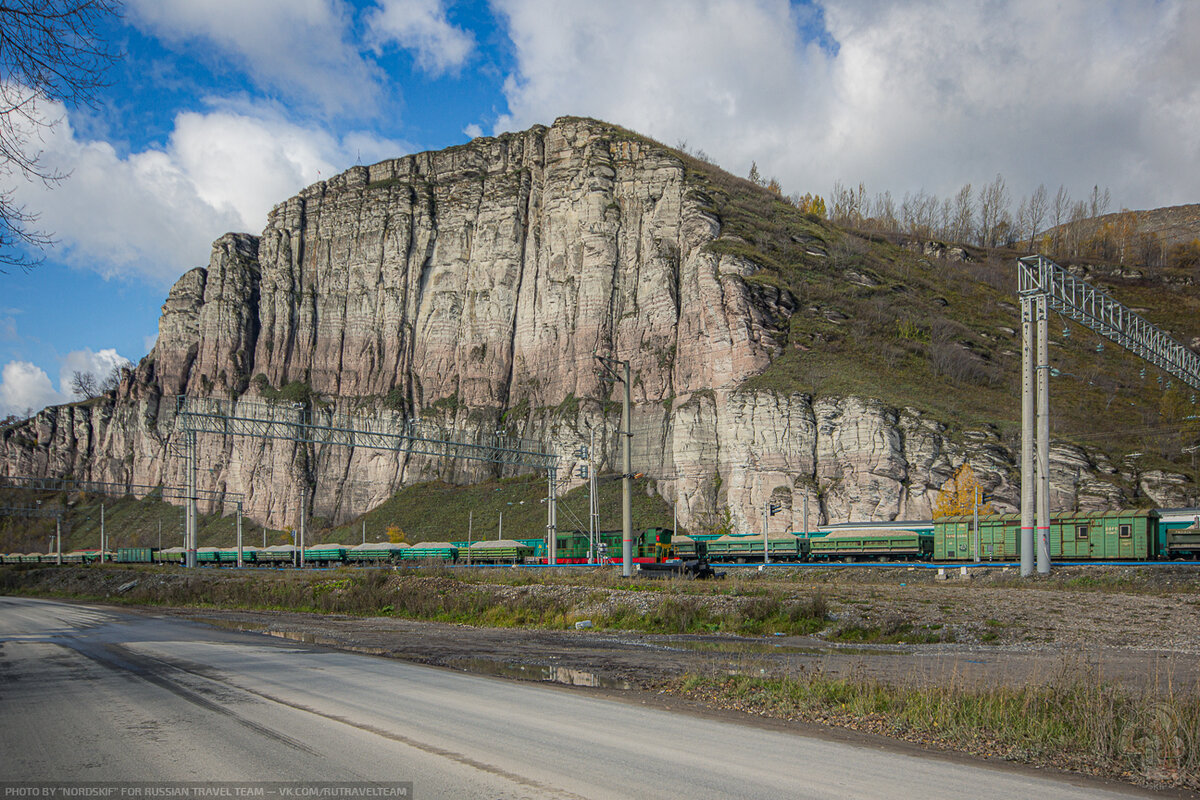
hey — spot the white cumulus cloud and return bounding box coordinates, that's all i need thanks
[127,0,383,117]
[367,0,475,76]
[4,99,408,284]
[60,348,132,397]
[492,0,1200,210]
[0,347,138,419]
[0,362,68,419]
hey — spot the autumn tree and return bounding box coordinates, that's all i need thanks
[386,524,407,544]
[1168,238,1200,269]
[1,0,123,271]
[932,464,993,519]
[793,192,826,218]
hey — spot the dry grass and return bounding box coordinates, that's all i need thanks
[677,660,1200,789]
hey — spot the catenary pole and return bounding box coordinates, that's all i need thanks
[1036,295,1051,574]
[1020,296,1035,577]
[973,486,981,563]
[185,429,197,568]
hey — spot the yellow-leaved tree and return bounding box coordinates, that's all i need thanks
[386,524,407,544]
[932,464,993,519]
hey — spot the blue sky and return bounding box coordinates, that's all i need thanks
[2,0,1198,417]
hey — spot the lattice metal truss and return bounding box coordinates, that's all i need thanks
[176,396,558,470]
[1018,254,1200,390]
[0,475,241,506]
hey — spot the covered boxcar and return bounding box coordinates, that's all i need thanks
[934,510,1158,561]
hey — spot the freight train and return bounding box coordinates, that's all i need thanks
[4,509,1199,567]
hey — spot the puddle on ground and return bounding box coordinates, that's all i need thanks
[190,619,389,655]
[660,638,883,657]
[448,657,632,690]
[264,629,389,655]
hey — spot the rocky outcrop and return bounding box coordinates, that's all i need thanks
[1,117,1193,531]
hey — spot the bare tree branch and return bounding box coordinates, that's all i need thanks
[0,0,122,273]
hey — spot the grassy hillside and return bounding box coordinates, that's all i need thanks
[0,489,266,554]
[658,134,1200,475]
[0,475,677,553]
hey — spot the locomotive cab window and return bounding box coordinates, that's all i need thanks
[1076,525,1089,540]
[1118,524,1132,539]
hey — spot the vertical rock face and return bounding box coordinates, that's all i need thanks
[0,117,1191,529]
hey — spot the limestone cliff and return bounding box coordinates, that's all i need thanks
[1,117,1193,531]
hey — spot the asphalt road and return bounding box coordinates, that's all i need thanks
[0,596,1157,799]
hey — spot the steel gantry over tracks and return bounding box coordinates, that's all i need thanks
[0,475,247,566]
[1017,254,1200,576]
[175,396,562,568]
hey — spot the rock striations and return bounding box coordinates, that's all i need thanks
[1,118,1192,531]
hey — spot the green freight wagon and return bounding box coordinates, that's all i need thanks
[934,509,1158,561]
[465,539,534,564]
[304,543,349,565]
[154,547,186,564]
[704,533,803,562]
[346,542,409,563]
[217,545,258,564]
[935,514,1020,561]
[705,534,759,562]
[402,541,458,562]
[257,544,298,565]
[672,535,697,558]
[1165,524,1200,558]
[808,529,933,561]
[195,547,222,564]
[115,547,154,563]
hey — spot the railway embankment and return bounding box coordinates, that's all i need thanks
[4,563,1200,791]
